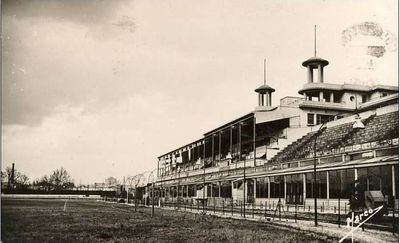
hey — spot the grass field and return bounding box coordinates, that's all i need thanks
[2,198,343,242]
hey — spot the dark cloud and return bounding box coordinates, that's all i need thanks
[2,0,137,126]
[3,0,132,25]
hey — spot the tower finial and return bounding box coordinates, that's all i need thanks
[314,25,317,56]
[263,58,266,85]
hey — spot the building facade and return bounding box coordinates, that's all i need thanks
[153,53,399,211]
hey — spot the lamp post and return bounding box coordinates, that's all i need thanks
[146,169,157,217]
[313,124,326,226]
[177,166,181,210]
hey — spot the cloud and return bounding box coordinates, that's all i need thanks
[2,0,138,126]
[2,0,132,25]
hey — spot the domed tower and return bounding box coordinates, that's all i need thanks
[298,25,334,103]
[255,59,275,111]
[302,25,329,84]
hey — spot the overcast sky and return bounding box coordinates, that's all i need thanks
[2,0,397,184]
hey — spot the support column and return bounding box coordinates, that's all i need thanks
[265,93,270,106]
[253,116,256,166]
[308,67,313,83]
[211,134,215,163]
[326,171,330,200]
[284,175,287,201]
[269,93,272,106]
[238,125,242,162]
[230,127,233,156]
[218,182,221,198]
[218,132,221,161]
[318,65,323,82]
[330,92,334,103]
[267,177,271,199]
[303,174,306,205]
[261,94,265,106]
[254,179,257,201]
[392,165,396,197]
[355,168,358,180]
[319,91,324,101]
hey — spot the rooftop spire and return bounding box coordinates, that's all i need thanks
[314,25,317,56]
[263,58,266,85]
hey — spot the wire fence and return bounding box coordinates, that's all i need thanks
[103,195,398,235]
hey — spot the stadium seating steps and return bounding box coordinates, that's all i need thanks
[271,111,399,163]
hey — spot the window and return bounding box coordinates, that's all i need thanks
[306,172,327,198]
[307,113,314,125]
[362,95,368,103]
[270,176,284,198]
[357,166,393,197]
[256,178,268,198]
[316,114,334,125]
[220,181,232,198]
[328,169,355,199]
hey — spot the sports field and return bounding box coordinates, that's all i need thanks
[1,198,344,242]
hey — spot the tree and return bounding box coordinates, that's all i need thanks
[3,166,30,189]
[49,167,74,190]
[33,175,52,191]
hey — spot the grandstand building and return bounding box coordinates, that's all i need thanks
[153,52,399,211]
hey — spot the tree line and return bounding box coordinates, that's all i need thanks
[2,166,75,191]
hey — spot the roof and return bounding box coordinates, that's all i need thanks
[255,84,275,93]
[302,56,329,67]
[298,82,398,95]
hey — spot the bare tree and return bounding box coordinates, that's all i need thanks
[3,166,30,189]
[49,167,74,190]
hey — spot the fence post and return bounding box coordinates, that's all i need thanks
[338,199,341,228]
[279,203,281,221]
[393,200,396,236]
[361,207,365,231]
[231,199,234,216]
[264,201,267,219]
[214,201,216,215]
[135,199,137,212]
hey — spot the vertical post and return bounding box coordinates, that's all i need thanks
[203,139,206,214]
[134,186,137,212]
[219,131,222,162]
[230,126,233,160]
[151,183,155,217]
[240,123,246,218]
[212,134,215,165]
[313,131,318,226]
[264,201,267,219]
[222,200,225,215]
[339,171,342,228]
[393,195,396,236]
[253,116,256,167]
[231,198,234,216]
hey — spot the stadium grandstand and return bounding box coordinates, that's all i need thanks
[150,52,398,213]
